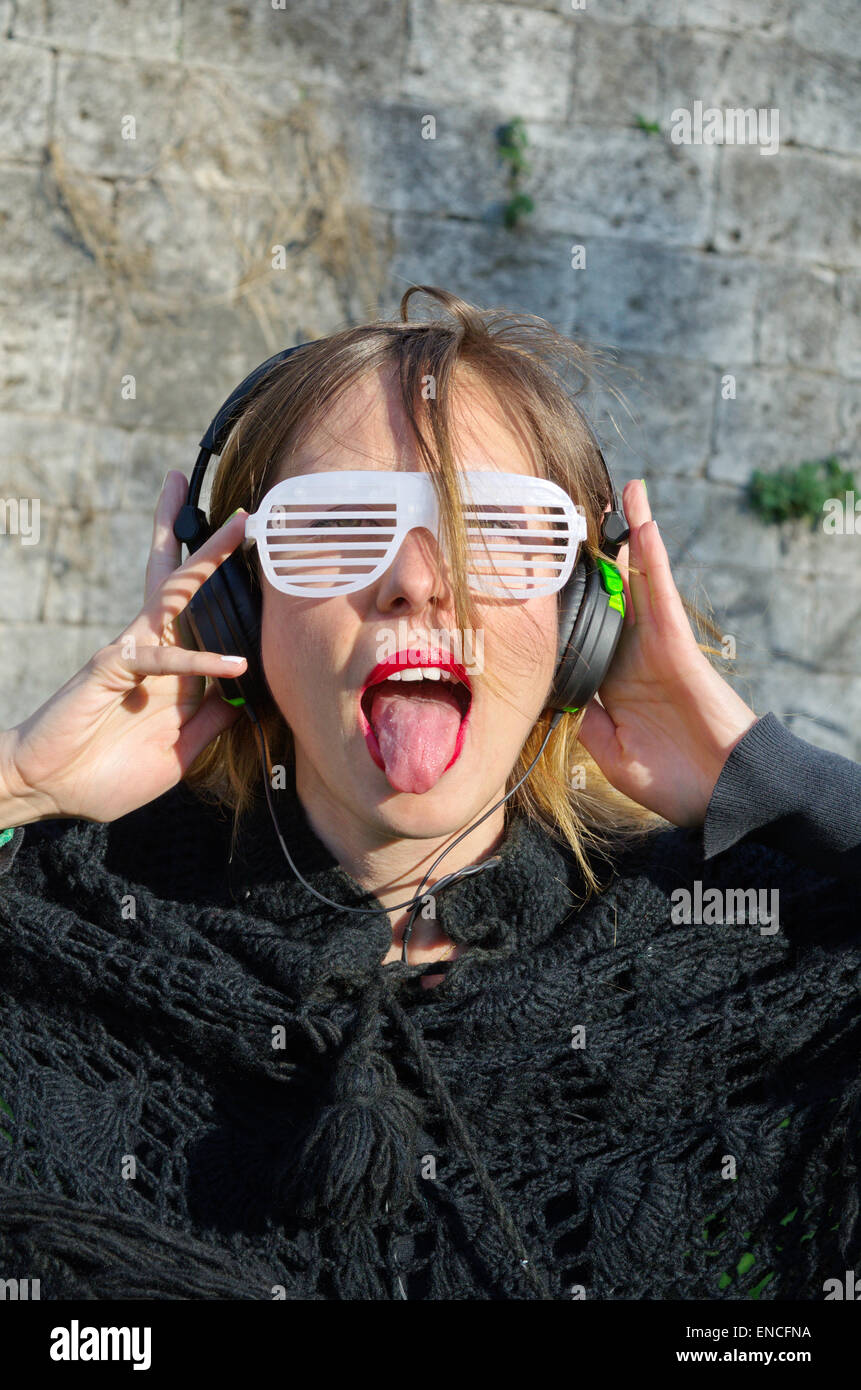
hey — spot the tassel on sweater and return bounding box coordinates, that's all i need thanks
[287,971,424,1224]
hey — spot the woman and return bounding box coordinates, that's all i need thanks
[0,288,858,1301]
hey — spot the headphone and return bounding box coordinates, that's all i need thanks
[173,341,631,721]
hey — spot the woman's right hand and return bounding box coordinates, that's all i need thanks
[0,471,250,827]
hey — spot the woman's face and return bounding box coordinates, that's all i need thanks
[259,367,560,840]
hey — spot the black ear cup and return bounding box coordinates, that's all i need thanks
[183,555,267,712]
[547,551,626,714]
[173,341,315,714]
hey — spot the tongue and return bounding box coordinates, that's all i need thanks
[368,681,464,793]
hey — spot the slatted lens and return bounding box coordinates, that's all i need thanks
[263,502,397,592]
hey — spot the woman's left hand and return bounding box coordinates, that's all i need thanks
[576,479,759,828]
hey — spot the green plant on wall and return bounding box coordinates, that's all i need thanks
[496,117,535,230]
[635,114,662,134]
[747,456,857,528]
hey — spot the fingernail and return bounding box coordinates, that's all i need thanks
[229,508,247,519]
[641,478,648,498]
[162,471,171,490]
[220,654,246,663]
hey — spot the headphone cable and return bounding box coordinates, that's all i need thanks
[245,703,565,961]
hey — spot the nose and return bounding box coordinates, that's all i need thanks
[372,524,454,615]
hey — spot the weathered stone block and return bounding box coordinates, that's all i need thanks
[790,0,861,63]
[12,0,179,59]
[0,414,125,510]
[689,564,816,670]
[583,350,716,478]
[0,506,53,622]
[404,0,573,121]
[0,40,53,160]
[581,0,789,33]
[708,367,843,486]
[0,622,117,729]
[734,665,861,759]
[754,265,838,372]
[522,126,716,245]
[576,0,683,23]
[67,287,289,429]
[56,54,185,180]
[569,20,661,126]
[182,0,405,91]
[113,182,250,296]
[836,380,861,458]
[714,148,861,269]
[387,212,581,335]
[783,48,861,156]
[656,29,790,132]
[121,429,201,511]
[572,241,758,365]
[0,163,109,290]
[348,104,503,219]
[645,474,782,571]
[56,55,305,187]
[835,276,861,381]
[806,569,861,675]
[0,290,77,413]
[43,508,154,625]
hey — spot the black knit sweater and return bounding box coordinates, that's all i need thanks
[0,711,859,1300]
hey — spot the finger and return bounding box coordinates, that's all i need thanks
[612,538,636,629]
[624,516,655,629]
[93,639,248,686]
[171,610,195,652]
[575,696,619,774]
[144,471,187,603]
[175,682,246,771]
[126,647,248,681]
[640,519,692,638]
[132,510,249,643]
[621,477,651,530]
[615,480,652,625]
[155,609,194,654]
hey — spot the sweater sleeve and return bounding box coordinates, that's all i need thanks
[702,710,861,885]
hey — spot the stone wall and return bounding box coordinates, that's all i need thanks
[1,0,859,755]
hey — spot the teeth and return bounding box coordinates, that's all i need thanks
[380,668,457,683]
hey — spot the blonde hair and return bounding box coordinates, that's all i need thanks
[184,286,724,900]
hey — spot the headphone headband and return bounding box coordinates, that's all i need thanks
[198,342,316,457]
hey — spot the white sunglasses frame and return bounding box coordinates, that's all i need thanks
[244,469,587,599]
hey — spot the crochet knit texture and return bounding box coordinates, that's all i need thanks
[0,711,858,1300]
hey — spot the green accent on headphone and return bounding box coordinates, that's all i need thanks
[562,706,581,715]
[221,695,246,706]
[596,556,626,616]
[0,827,14,849]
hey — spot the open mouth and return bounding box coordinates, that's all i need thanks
[359,657,473,794]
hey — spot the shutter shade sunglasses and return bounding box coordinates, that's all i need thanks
[243,469,587,600]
